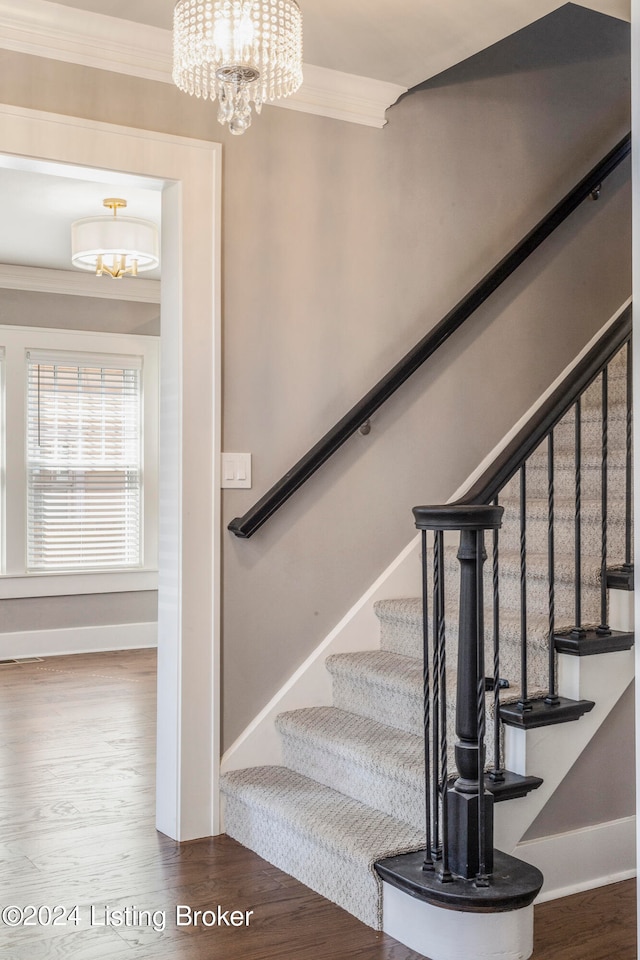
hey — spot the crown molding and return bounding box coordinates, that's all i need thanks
[0,263,161,302]
[0,0,406,128]
[279,64,406,129]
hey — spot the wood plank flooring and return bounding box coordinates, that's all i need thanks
[0,648,635,960]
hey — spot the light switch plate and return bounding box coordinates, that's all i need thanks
[221,452,252,489]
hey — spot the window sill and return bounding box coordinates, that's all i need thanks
[0,569,159,599]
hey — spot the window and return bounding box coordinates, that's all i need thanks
[0,327,158,598]
[26,351,143,571]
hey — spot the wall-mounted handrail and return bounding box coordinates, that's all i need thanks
[229,133,631,539]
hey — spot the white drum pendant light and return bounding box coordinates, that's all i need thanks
[71,198,159,279]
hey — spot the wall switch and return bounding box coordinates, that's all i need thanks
[221,453,252,489]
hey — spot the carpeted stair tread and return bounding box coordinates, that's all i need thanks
[277,706,425,829]
[221,764,424,928]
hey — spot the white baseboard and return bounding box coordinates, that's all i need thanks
[516,815,637,903]
[0,622,157,659]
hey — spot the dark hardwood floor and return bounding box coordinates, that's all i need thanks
[0,648,635,959]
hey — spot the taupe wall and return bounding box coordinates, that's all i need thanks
[523,683,636,838]
[222,6,631,746]
[0,288,159,336]
[0,591,157,632]
[0,5,632,824]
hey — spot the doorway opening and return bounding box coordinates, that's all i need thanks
[0,104,222,841]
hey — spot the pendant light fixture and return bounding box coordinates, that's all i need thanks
[172,0,303,136]
[71,198,159,279]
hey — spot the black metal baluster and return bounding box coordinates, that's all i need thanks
[489,498,504,781]
[421,531,433,871]
[572,398,586,638]
[475,529,489,887]
[598,369,611,636]
[436,530,452,882]
[518,465,531,711]
[431,532,441,862]
[545,430,559,704]
[625,340,633,570]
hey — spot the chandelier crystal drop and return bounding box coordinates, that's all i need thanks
[173,0,303,136]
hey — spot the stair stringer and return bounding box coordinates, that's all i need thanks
[495,647,635,856]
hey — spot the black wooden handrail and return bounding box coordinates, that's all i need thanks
[229,133,631,539]
[413,301,631,528]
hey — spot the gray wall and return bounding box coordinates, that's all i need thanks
[222,6,631,746]
[0,288,159,335]
[0,4,632,827]
[524,683,636,837]
[0,591,157,632]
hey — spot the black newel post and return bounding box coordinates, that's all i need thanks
[448,525,492,880]
[413,503,503,884]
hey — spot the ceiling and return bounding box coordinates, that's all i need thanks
[46,0,630,87]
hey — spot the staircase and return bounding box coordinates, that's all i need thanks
[221,308,634,953]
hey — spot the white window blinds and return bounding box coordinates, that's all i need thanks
[26,351,143,571]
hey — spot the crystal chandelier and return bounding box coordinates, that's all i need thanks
[71,199,159,279]
[172,0,303,136]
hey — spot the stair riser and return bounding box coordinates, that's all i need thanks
[223,791,389,928]
[499,509,627,560]
[330,671,423,737]
[506,463,627,500]
[435,554,602,622]
[328,668,504,749]
[279,728,425,833]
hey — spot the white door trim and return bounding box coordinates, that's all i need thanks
[0,103,222,841]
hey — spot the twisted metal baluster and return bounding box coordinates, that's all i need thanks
[421,531,433,870]
[436,530,452,882]
[518,464,531,710]
[475,529,489,887]
[546,430,559,704]
[489,499,504,780]
[572,398,586,638]
[598,368,610,635]
[625,340,633,570]
[431,532,441,862]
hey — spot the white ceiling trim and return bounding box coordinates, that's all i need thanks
[0,263,161,302]
[0,0,406,129]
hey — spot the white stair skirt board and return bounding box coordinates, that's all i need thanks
[516,816,636,904]
[382,882,534,960]
[0,622,157,659]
